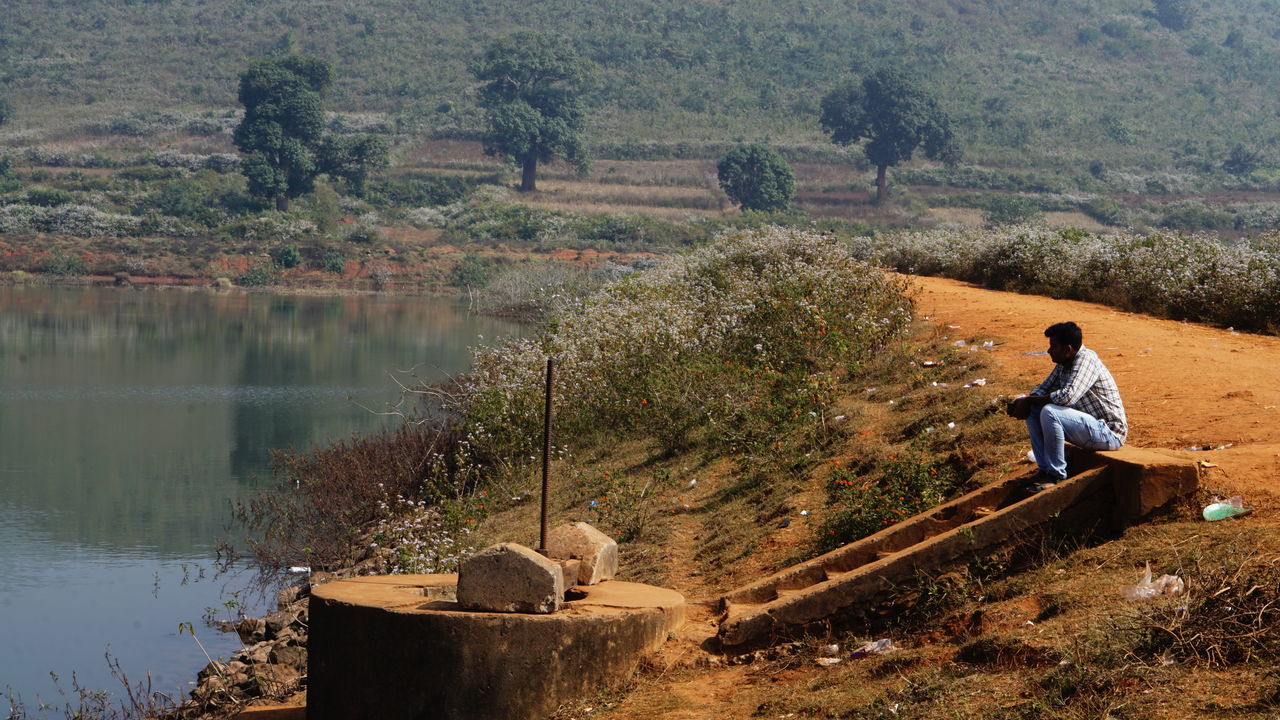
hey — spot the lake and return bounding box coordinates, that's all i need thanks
[0,285,526,713]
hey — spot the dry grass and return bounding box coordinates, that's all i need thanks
[515,197,728,220]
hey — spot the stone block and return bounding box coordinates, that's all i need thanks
[547,522,618,585]
[457,543,564,614]
[555,558,583,590]
[1101,446,1199,521]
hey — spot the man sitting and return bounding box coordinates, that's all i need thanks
[1008,321,1127,490]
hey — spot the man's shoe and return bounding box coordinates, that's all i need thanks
[1016,472,1063,493]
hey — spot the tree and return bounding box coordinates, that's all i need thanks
[233,55,333,212]
[819,69,960,205]
[716,144,796,212]
[1153,0,1197,31]
[0,96,12,127]
[472,33,593,192]
[318,134,389,197]
[1223,144,1262,176]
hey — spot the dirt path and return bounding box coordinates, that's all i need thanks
[912,275,1280,507]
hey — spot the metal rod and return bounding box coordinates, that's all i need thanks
[539,357,554,553]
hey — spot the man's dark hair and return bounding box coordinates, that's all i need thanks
[1045,321,1082,349]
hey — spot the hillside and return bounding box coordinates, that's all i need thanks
[538,276,1280,719]
[3,0,1280,173]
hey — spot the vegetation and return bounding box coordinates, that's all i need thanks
[234,55,335,212]
[821,69,960,205]
[716,144,796,212]
[472,33,593,191]
[234,227,922,572]
[1154,0,1198,31]
[4,0,1280,176]
[858,225,1280,333]
[233,54,388,211]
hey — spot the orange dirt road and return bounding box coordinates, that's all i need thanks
[912,275,1280,508]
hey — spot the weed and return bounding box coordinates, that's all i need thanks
[818,454,958,552]
[1123,549,1280,666]
[234,263,275,287]
[269,245,302,269]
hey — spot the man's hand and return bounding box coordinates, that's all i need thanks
[1008,394,1050,420]
[1008,396,1032,420]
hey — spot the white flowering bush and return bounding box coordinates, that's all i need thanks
[223,213,318,244]
[369,499,476,574]
[0,203,144,237]
[861,226,1280,332]
[461,226,914,456]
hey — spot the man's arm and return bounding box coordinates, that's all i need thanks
[1009,393,1051,419]
[1047,351,1103,407]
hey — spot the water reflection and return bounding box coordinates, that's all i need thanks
[0,285,525,712]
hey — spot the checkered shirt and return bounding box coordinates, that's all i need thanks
[1032,346,1128,441]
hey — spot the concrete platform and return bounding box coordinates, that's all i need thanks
[308,574,685,720]
[715,445,1197,648]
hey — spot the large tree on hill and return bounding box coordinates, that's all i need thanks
[717,144,796,212]
[820,69,960,205]
[1153,0,1197,31]
[233,55,333,212]
[472,33,593,192]
[318,134,390,197]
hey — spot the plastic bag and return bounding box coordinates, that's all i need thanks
[1202,496,1249,521]
[1123,562,1185,601]
[850,638,896,658]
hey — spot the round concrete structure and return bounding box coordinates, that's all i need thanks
[309,574,685,720]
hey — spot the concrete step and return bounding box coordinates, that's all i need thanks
[715,446,1197,649]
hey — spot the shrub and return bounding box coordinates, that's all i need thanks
[1223,144,1263,176]
[270,244,302,269]
[368,173,474,207]
[319,249,346,274]
[1082,197,1126,225]
[817,454,958,552]
[26,186,75,207]
[346,223,386,244]
[43,251,85,276]
[1153,0,1196,31]
[716,144,797,212]
[462,226,914,457]
[232,422,485,572]
[857,226,1280,333]
[235,263,276,287]
[451,252,497,287]
[982,194,1043,225]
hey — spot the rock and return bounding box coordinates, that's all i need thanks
[236,616,267,644]
[270,644,308,669]
[555,558,583,589]
[264,609,300,638]
[192,675,226,701]
[457,542,564,614]
[197,660,228,682]
[237,641,272,665]
[237,663,302,696]
[546,522,618,585]
[276,583,308,608]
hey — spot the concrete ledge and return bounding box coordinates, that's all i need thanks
[716,446,1198,648]
[309,575,684,720]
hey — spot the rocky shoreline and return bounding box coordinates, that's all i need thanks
[170,580,314,718]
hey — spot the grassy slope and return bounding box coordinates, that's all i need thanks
[472,319,1280,720]
[3,0,1280,169]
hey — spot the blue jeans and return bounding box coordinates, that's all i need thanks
[1026,404,1124,481]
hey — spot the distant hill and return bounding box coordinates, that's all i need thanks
[3,0,1280,171]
